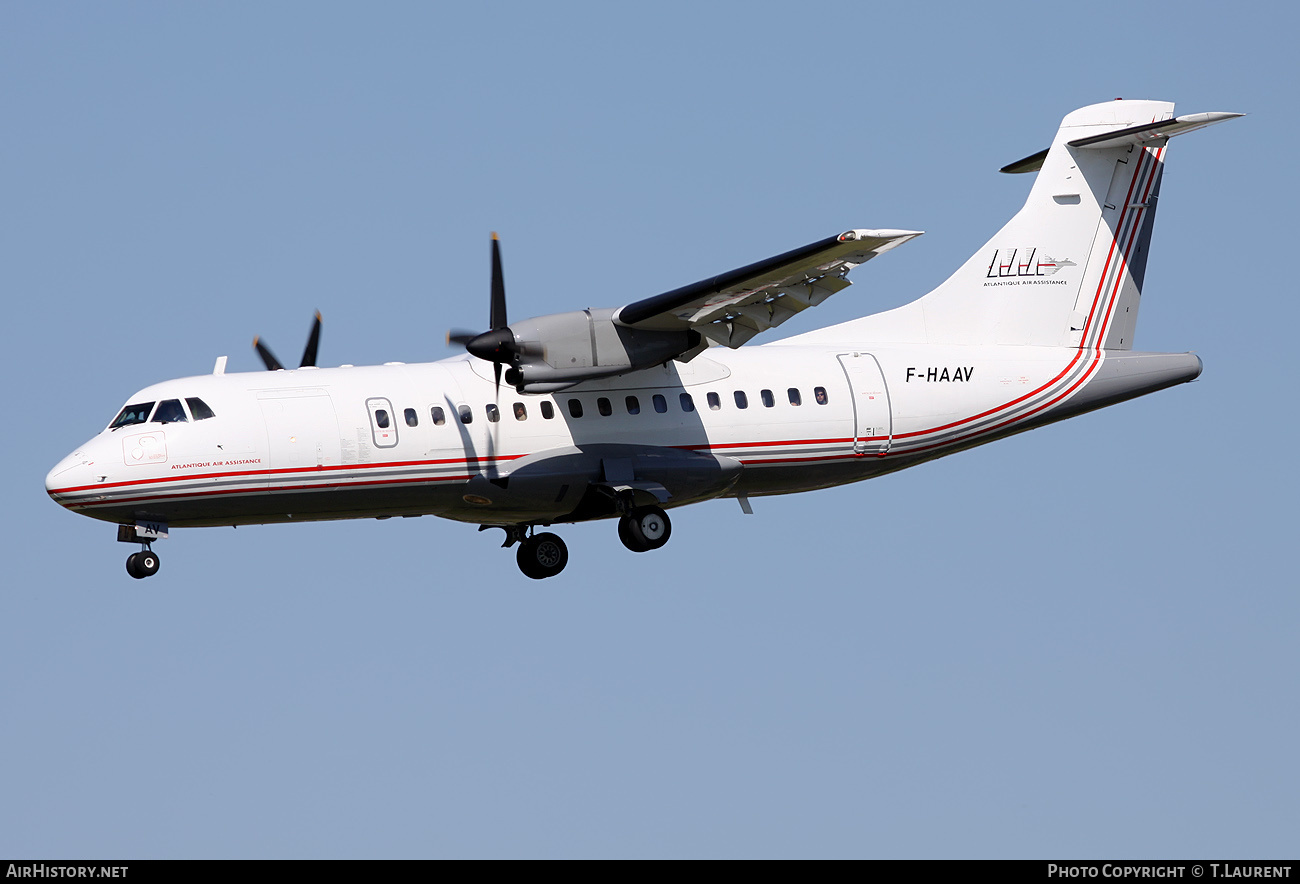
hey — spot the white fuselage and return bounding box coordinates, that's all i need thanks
[44,339,1200,531]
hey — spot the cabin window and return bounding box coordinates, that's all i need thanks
[458,405,473,424]
[485,404,500,422]
[513,402,527,421]
[814,386,829,405]
[152,399,187,424]
[653,394,667,414]
[788,388,802,406]
[110,402,155,429]
[431,406,446,426]
[761,389,774,408]
[734,391,748,409]
[186,398,215,420]
[707,392,721,411]
[374,409,390,429]
[626,396,640,415]
[679,393,695,412]
[568,399,583,418]
[540,401,555,420]
[404,407,419,427]
[597,397,612,416]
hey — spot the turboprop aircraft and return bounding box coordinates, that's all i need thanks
[45,99,1240,579]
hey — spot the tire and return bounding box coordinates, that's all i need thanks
[517,532,568,579]
[138,551,160,577]
[126,551,160,579]
[625,506,671,551]
[618,516,648,552]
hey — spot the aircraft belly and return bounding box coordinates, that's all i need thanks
[439,444,743,525]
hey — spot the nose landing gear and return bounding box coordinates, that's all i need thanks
[117,523,163,579]
[125,548,160,579]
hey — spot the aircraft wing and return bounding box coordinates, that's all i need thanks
[614,229,922,348]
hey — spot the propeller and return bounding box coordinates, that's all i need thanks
[449,233,516,393]
[254,311,323,371]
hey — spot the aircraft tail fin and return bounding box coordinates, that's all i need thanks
[888,101,1241,349]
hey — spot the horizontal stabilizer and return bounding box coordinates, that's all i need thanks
[1001,111,1243,173]
[1068,111,1244,149]
[1000,148,1049,174]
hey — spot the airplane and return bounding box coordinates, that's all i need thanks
[45,99,1241,580]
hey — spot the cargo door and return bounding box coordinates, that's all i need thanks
[836,352,892,455]
[258,389,342,469]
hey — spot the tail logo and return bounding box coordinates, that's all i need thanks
[985,248,1076,279]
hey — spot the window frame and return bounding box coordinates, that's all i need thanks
[366,397,399,447]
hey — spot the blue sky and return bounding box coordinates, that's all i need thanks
[2,1,1296,858]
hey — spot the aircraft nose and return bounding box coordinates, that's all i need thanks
[46,449,93,500]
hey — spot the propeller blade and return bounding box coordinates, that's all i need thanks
[490,232,506,330]
[493,361,502,395]
[300,311,322,367]
[253,337,285,371]
[447,234,515,379]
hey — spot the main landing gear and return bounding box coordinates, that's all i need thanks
[516,532,569,580]
[617,505,671,553]
[485,504,674,580]
[484,525,571,580]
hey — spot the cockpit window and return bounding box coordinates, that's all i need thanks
[186,398,216,420]
[109,402,155,429]
[152,399,188,424]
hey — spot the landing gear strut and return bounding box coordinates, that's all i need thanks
[618,505,671,553]
[125,548,160,579]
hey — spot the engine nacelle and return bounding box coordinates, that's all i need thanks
[504,308,699,393]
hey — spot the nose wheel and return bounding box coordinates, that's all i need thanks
[126,549,160,579]
[617,505,671,553]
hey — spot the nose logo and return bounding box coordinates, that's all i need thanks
[122,431,168,466]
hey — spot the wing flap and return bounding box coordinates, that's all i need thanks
[615,229,921,346]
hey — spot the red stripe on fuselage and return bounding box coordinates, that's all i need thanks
[49,453,526,496]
